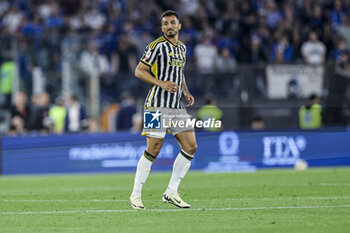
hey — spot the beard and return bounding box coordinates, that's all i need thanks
[166,30,176,37]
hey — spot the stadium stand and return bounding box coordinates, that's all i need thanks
[0,0,350,134]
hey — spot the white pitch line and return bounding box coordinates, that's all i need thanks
[2,200,125,202]
[2,196,350,202]
[2,183,348,195]
[215,196,350,201]
[320,183,350,186]
[1,205,350,215]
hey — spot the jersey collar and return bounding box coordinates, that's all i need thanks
[163,35,178,47]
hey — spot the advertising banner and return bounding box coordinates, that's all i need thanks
[1,130,350,175]
[266,65,324,99]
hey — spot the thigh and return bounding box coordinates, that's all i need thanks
[170,108,194,135]
[146,136,164,157]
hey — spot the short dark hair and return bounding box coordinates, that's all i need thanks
[252,116,263,123]
[309,94,318,101]
[161,10,179,21]
[70,94,78,101]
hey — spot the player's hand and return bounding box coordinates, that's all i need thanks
[185,93,194,107]
[160,81,179,93]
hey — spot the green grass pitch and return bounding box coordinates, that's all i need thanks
[1,168,350,233]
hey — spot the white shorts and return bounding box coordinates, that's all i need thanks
[142,107,194,138]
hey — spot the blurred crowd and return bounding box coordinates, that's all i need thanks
[1,0,350,66]
[7,90,143,134]
[9,91,88,134]
[1,0,350,134]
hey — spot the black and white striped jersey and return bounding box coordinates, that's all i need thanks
[140,36,186,109]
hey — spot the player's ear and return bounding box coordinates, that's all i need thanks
[178,23,182,30]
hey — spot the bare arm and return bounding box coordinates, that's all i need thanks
[135,62,179,93]
[182,74,194,107]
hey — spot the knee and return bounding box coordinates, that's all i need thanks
[147,143,162,157]
[190,143,198,155]
[183,143,197,156]
[148,148,161,157]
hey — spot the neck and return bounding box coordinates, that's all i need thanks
[16,103,25,109]
[164,34,178,45]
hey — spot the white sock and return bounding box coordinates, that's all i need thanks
[166,150,193,194]
[131,152,154,198]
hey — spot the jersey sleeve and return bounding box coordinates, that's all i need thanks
[140,43,161,67]
[180,43,187,57]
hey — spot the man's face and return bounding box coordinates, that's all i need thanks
[309,32,317,42]
[311,97,319,105]
[161,15,181,37]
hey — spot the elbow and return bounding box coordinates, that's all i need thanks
[134,66,141,79]
[135,62,150,79]
[134,64,145,80]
